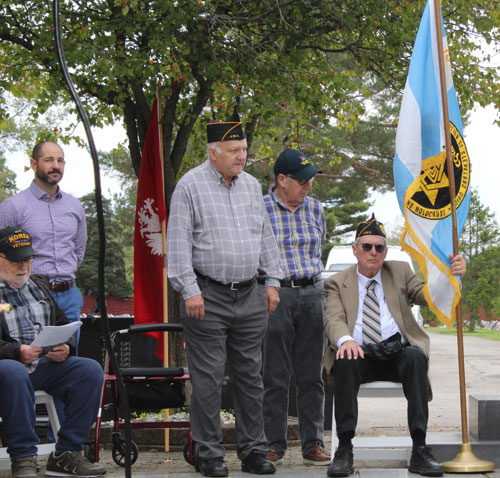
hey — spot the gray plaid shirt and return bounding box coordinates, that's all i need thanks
[167,160,282,299]
[1,278,51,372]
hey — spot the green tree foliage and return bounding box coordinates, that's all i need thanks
[0,152,17,201]
[76,192,132,298]
[0,0,499,207]
[459,188,500,262]
[462,246,500,331]
[0,94,77,155]
[99,145,136,280]
[459,190,500,330]
[245,86,404,243]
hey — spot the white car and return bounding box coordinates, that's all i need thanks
[322,245,423,326]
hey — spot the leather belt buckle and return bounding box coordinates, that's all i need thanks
[230,281,239,291]
[230,277,255,291]
[290,280,301,288]
[49,280,75,292]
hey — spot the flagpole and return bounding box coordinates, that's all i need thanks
[433,0,494,472]
[157,92,170,452]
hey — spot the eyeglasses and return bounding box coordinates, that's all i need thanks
[285,174,314,186]
[359,243,387,253]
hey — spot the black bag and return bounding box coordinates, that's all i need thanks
[361,332,404,360]
[122,377,185,412]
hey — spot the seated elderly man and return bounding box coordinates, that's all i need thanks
[324,215,466,477]
[0,227,106,478]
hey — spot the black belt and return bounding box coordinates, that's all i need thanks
[195,271,256,291]
[49,280,75,292]
[257,275,321,288]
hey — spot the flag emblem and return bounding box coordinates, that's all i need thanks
[405,122,470,220]
[137,198,163,256]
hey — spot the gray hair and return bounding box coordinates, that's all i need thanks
[207,142,221,155]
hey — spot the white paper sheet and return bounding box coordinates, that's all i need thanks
[31,321,82,347]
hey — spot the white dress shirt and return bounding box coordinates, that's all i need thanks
[337,267,406,348]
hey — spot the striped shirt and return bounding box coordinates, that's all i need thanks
[166,160,283,300]
[0,181,87,282]
[263,187,325,280]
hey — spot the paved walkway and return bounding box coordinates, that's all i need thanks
[2,331,499,477]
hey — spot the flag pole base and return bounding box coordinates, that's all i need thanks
[441,443,495,473]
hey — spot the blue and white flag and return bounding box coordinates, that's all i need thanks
[393,0,470,327]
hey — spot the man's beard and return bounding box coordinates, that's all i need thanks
[12,276,30,288]
[37,170,62,185]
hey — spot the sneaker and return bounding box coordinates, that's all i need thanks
[408,446,444,477]
[303,441,330,465]
[45,451,106,477]
[265,449,284,466]
[11,457,38,478]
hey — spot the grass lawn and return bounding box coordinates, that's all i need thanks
[426,326,500,341]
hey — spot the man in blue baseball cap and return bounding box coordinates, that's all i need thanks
[261,148,330,466]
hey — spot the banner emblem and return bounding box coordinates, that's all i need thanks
[405,122,470,220]
[137,198,162,255]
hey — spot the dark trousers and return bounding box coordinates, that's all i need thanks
[263,282,326,456]
[181,280,268,461]
[333,345,430,440]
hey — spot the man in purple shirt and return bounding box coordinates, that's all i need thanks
[0,141,87,346]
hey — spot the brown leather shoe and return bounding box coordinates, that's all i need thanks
[265,449,284,466]
[303,441,331,466]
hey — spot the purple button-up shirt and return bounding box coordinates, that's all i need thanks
[0,181,87,282]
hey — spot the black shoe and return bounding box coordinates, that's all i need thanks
[408,446,444,477]
[198,457,228,477]
[241,450,276,474]
[327,447,354,477]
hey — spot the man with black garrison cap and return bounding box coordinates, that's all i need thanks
[167,113,283,477]
[323,214,466,477]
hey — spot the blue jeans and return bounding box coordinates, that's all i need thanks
[0,357,103,459]
[47,285,84,443]
[51,286,84,348]
[263,281,326,456]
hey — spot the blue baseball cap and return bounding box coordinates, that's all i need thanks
[274,148,321,180]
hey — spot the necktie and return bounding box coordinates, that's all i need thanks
[362,279,382,344]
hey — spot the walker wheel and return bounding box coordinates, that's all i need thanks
[183,440,197,466]
[111,432,138,467]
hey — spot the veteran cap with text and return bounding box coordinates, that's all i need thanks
[0,227,39,262]
[355,213,386,240]
[207,112,246,143]
[274,148,322,181]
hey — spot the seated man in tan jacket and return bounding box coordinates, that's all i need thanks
[323,214,466,477]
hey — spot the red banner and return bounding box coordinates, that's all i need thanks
[133,99,166,359]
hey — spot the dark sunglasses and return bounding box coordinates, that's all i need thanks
[359,243,387,253]
[285,174,314,186]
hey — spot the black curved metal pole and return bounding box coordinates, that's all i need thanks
[52,1,132,476]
